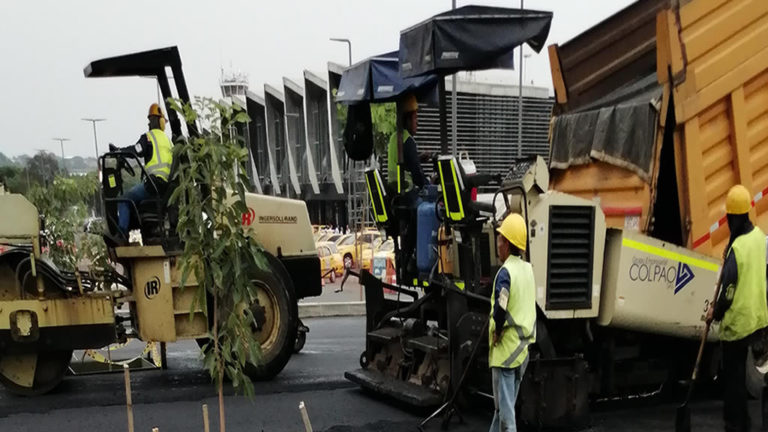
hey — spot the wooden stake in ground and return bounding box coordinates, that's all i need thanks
[299,401,313,432]
[124,364,134,432]
[202,404,210,432]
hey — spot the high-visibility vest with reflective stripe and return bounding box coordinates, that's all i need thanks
[387,130,412,193]
[145,129,173,181]
[489,255,536,369]
[720,226,768,341]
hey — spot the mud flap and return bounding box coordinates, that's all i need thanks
[518,357,591,429]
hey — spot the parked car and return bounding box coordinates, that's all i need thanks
[371,239,396,284]
[335,232,383,270]
[317,241,344,282]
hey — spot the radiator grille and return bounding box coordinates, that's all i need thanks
[546,205,595,310]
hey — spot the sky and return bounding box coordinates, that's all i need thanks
[0,0,634,158]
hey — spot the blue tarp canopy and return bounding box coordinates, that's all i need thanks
[399,5,553,77]
[336,51,438,104]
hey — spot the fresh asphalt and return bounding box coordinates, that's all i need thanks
[0,313,764,431]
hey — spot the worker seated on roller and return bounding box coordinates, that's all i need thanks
[110,103,174,236]
[387,93,431,272]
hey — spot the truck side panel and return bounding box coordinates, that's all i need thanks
[658,0,768,256]
[550,161,651,231]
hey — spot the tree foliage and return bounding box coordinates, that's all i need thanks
[0,165,25,194]
[168,97,270,415]
[26,173,107,274]
[370,102,396,156]
[27,151,61,186]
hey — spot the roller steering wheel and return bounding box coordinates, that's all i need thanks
[119,155,136,178]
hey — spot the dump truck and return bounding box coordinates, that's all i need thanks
[0,47,321,395]
[343,0,768,427]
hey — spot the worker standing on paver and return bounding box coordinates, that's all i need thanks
[489,213,536,432]
[387,93,427,193]
[706,184,768,432]
[386,93,431,270]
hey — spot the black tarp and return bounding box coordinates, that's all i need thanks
[398,6,552,77]
[336,51,438,104]
[549,74,663,182]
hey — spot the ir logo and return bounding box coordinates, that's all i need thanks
[144,276,161,299]
[242,207,256,226]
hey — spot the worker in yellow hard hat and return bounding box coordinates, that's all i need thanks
[706,184,768,432]
[109,103,174,235]
[488,213,536,432]
[387,93,429,194]
[387,93,432,272]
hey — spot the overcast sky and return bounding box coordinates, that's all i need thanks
[0,0,633,158]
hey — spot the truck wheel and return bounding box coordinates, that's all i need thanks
[0,350,72,396]
[243,258,298,381]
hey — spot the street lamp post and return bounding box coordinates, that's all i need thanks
[451,0,458,156]
[52,137,70,172]
[330,36,365,282]
[82,118,106,159]
[83,118,106,217]
[518,0,525,159]
[329,38,352,68]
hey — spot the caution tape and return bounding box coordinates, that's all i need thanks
[692,184,768,250]
[82,341,162,368]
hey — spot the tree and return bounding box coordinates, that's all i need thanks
[0,165,24,193]
[26,173,106,273]
[370,102,396,156]
[0,151,15,167]
[26,151,61,186]
[169,97,268,432]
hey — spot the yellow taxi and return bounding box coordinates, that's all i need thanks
[371,239,396,284]
[316,241,344,282]
[335,231,382,270]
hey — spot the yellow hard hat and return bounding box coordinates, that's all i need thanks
[496,213,527,251]
[726,184,752,215]
[148,103,165,119]
[400,94,418,114]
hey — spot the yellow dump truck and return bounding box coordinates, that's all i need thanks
[519,0,768,421]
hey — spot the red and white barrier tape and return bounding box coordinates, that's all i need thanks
[692,185,768,249]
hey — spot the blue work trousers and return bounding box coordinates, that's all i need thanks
[118,182,149,233]
[489,366,524,432]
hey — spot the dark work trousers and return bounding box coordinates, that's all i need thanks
[722,336,751,432]
[398,189,421,273]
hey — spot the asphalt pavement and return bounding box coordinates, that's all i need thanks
[0,316,764,431]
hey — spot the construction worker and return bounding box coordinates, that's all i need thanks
[110,103,174,235]
[386,93,434,273]
[706,184,768,432]
[387,93,428,193]
[489,213,536,432]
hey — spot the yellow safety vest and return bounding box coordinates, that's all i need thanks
[720,226,768,341]
[145,129,173,182]
[489,255,536,369]
[387,130,412,193]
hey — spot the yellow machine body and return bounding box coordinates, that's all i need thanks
[115,246,207,342]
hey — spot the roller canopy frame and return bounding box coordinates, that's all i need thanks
[83,46,197,139]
